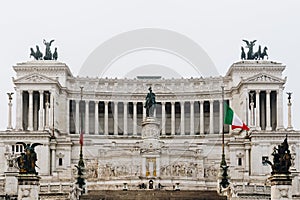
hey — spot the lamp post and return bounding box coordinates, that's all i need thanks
[76,86,85,192]
[219,86,229,191]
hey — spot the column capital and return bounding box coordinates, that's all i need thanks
[133,101,137,105]
[75,99,80,103]
[190,100,194,104]
[94,100,99,104]
[255,90,260,93]
[218,99,223,103]
[28,90,33,94]
[84,100,90,103]
[266,90,271,94]
[104,101,109,105]
[161,101,166,105]
[123,101,128,105]
[171,101,175,105]
[199,100,204,104]
[209,99,214,103]
[39,90,44,94]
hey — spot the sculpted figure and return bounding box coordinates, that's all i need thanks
[265,135,291,174]
[43,39,55,60]
[16,142,42,174]
[144,87,156,117]
[241,47,246,60]
[242,39,257,60]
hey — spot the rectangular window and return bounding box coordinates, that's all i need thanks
[238,157,242,166]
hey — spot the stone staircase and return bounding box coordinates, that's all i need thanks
[80,190,227,200]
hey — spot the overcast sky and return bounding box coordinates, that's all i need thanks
[0,0,299,129]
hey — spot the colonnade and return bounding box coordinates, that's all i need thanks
[68,99,226,136]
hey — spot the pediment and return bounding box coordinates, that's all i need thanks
[13,73,59,85]
[243,73,285,84]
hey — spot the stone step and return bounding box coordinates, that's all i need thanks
[80,190,227,200]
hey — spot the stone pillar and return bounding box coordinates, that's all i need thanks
[266,90,272,131]
[171,102,175,135]
[124,101,128,135]
[85,100,89,134]
[244,143,250,180]
[75,100,80,134]
[180,101,185,135]
[143,102,146,120]
[161,102,166,135]
[45,94,50,130]
[28,90,34,131]
[17,175,41,200]
[287,96,293,130]
[255,90,261,130]
[66,100,70,134]
[209,100,214,134]
[249,92,255,127]
[114,102,118,135]
[219,100,223,134]
[142,157,146,177]
[7,93,13,130]
[15,89,23,130]
[277,89,284,130]
[104,101,108,135]
[133,102,137,135]
[94,101,99,135]
[4,171,18,196]
[156,157,160,177]
[50,140,57,174]
[38,91,44,131]
[200,100,204,135]
[49,92,54,129]
[190,101,194,135]
[270,174,292,200]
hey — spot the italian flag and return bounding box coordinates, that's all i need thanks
[224,103,249,131]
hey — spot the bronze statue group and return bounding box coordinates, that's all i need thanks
[241,39,268,60]
[30,39,58,60]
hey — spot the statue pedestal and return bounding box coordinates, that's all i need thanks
[142,117,160,140]
[5,171,18,196]
[17,174,40,200]
[270,174,292,200]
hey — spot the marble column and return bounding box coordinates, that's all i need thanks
[156,157,160,177]
[142,157,146,177]
[180,101,185,135]
[28,90,33,131]
[66,100,70,134]
[33,92,39,131]
[266,90,272,131]
[200,101,204,135]
[277,89,284,130]
[49,92,54,129]
[133,102,137,135]
[249,92,255,127]
[143,102,146,120]
[219,100,223,134]
[114,102,118,135]
[123,102,128,135]
[255,90,261,130]
[161,102,166,135]
[104,101,108,135]
[190,101,194,135]
[209,100,214,134]
[15,89,23,130]
[75,100,80,134]
[45,94,50,130]
[94,101,99,134]
[287,98,293,130]
[244,143,250,179]
[171,102,175,135]
[7,93,13,130]
[38,91,44,131]
[85,100,89,134]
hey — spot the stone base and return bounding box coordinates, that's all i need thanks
[141,117,160,140]
[5,171,18,196]
[270,174,292,200]
[17,174,41,200]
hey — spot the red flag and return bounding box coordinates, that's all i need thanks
[79,130,84,145]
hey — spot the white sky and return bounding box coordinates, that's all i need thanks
[0,0,299,129]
